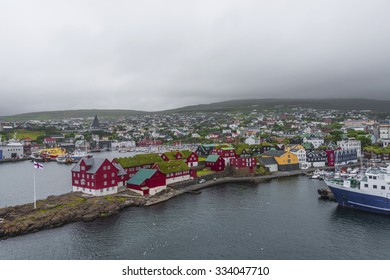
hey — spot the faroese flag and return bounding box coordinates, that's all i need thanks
[33,161,44,169]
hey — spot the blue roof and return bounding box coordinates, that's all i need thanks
[205,155,221,163]
[127,169,157,186]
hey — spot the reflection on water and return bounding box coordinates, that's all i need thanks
[1,172,390,260]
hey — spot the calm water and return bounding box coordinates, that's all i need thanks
[1,159,390,260]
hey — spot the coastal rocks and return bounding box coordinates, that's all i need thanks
[0,191,146,239]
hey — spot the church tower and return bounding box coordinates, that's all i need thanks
[90,114,101,131]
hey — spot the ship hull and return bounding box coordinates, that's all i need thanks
[326,181,390,215]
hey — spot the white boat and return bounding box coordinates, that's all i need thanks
[56,154,73,164]
[324,165,390,215]
[70,149,93,162]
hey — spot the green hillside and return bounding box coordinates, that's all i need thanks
[2,98,390,120]
[2,109,146,121]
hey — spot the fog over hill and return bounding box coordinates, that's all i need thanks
[2,98,390,120]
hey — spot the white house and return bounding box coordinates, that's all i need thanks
[337,139,362,157]
[245,136,260,145]
[303,136,324,149]
[1,142,24,159]
[290,148,308,169]
[379,123,390,140]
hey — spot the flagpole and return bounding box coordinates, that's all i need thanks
[33,166,36,209]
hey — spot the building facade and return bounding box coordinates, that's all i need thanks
[337,139,362,157]
[71,158,127,196]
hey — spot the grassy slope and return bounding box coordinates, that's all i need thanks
[2,98,390,120]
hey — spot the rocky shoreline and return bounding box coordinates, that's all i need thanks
[0,169,324,240]
[0,191,145,239]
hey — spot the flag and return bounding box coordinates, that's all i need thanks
[33,161,44,169]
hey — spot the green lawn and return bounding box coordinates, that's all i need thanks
[8,129,45,141]
[197,169,215,176]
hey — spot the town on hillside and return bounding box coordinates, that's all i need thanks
[1,106,390,197]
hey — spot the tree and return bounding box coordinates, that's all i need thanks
[356,135,371,149]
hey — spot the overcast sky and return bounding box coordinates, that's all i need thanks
[1,0,390,116]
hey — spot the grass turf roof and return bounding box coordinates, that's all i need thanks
[154,160,189,174]
[114,153,164,168]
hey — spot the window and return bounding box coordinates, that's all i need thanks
[364,184,368,188]
[108,165,111,170]
[369,176,372,179]
[103,166,106,171]
[112,172,115,177]
[104,174,107,178]
[381,186,385,190]
[373,185,377,189]
[81,166,85,171]
[104,181,107,186]
[106,188,109,191]
[111,180,115,184]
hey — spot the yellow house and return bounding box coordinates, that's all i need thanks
[263,150,299,171]
[284,144,305,152]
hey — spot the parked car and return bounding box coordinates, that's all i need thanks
[199,179,206,184]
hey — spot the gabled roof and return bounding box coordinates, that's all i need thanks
[180,150,193,158]
[206,155,221,163]
[112,162,127,176]
[114,153,163,168]
[263,150,286,157]
[162,151,178,160]
[153,160,189,174]
[71,158,107,173]
[258,157,278,165]
[127,169,157,186]
[302,142,314,149]
[200,144,217,148]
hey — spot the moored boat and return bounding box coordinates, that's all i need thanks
[324,165,390,215]
[70,149,93,162]
[37,147,66,160]
[56,154,73,164]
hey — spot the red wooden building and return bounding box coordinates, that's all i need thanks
[137,138,163,147]
[113,154,164,178]
[44,137,56,146]
[161,150,199,167]
[127,169,166,196]
[152,160,193,185]
[205,155,225,172]
[210,147,237,165]
[230,157,257,173]
[325,150,335,167]
[71,158,128,196]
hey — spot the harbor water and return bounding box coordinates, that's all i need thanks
[1,158,390,259]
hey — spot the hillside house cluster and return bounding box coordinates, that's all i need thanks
[71,136,362,197]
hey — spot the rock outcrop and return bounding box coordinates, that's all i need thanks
[0,191,146,239]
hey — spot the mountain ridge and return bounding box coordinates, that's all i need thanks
[1,98,390,120]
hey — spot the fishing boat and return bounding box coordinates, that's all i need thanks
[70,149,92,162]
[56,154,73,164]
[324,165,390,215]
[37,147,66,160]
[30,152,51,162]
